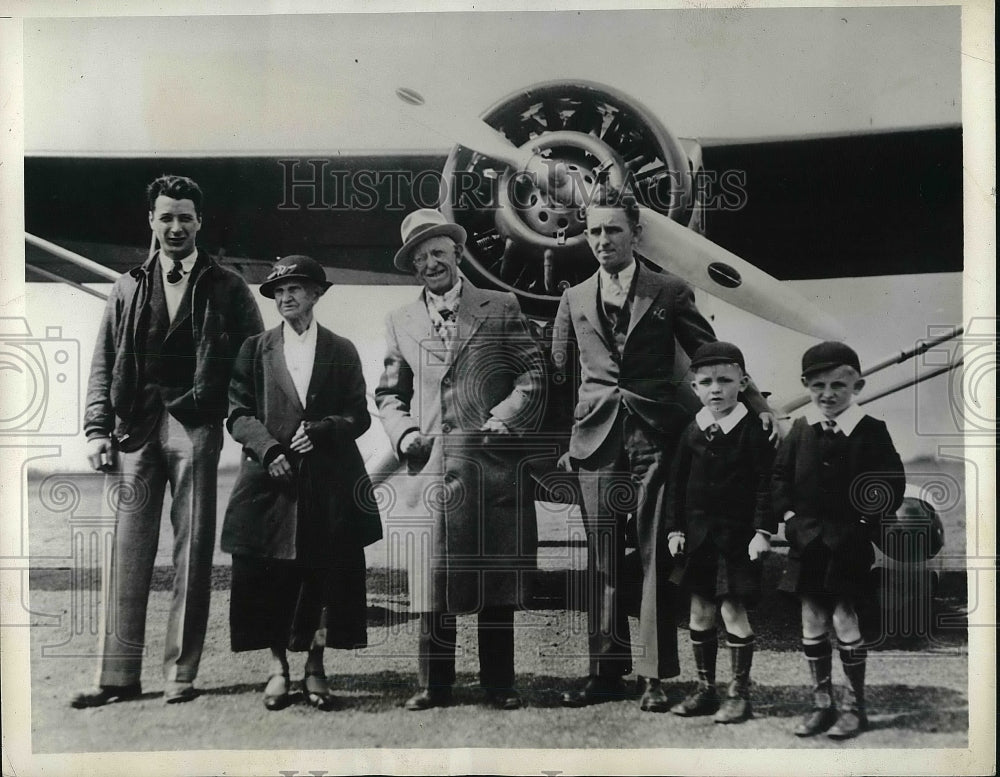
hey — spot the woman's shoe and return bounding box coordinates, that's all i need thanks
[303,672,339,711]
[263,673,291,711]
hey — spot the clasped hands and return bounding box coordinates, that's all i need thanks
[267,422,315,481]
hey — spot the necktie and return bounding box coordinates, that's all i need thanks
[166,259,184,284]
[705,423,722,442]
[605,272,626,309]
[823,419,838,437]
[437,307,457,349]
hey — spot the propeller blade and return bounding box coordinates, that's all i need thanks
[395,87,531,170]
[637,206,846,340]
[392,85,845,341]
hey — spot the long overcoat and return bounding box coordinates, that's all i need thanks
[375,282,546,613]
[222,324,383,565]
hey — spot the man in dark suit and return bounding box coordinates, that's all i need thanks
[222,255,382,711]
[376,209,546,711]
[73,175,263,707]
[551,188,774,711]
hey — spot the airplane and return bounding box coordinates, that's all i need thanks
[14,11,966,573]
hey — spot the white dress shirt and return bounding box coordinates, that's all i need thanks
[694,401,749,435]
[282,318,318,407]
[598,258,637,309]
[804,401,866,435]
[159,249,198,323]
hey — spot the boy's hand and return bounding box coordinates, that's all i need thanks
[668,533,686,558]
[759,411,779,446]
[748,531,771,561]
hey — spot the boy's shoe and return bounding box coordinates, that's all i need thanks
[794,650,837,736]
[714,640,753,723]
[827,685,868,739]
[70,683,142,709]
[795,705,838,736]
[714,688,752,724]
[670,685,720,716]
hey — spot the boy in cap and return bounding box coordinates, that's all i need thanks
[773,341,905,739]
[665,342,776,724]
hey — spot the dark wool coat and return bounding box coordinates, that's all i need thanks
[375,282,546,613]
[665,410,777,555]
[222,324,383,565]
[772,414,906,553]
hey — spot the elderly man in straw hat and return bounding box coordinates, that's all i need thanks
[376,209,546,711]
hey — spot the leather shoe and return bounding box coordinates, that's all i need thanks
[164,680,199,705]
[827,708,868,740]
[794,705,838,737]
[263,673,291,711]
[70,684,142,709]
[485,688,522,710]
[561,676,629,708]
[671,685,720,716]
[638,677,671,713]
[404,687,452,711]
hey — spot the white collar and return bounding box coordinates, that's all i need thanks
[695,402,748,435]
[281,318,317,344]
[159,248,198,273]
[425,277,463,310]
[804,402,866,435]
[599,257,637,289]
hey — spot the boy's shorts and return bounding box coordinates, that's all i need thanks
[778,535,875,600]
[673,542,763,606]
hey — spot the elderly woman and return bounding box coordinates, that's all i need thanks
[222,255,382,710]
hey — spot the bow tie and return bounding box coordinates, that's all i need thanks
[705,423,722,441]
[438,307,455,322]
[822,419,840,436]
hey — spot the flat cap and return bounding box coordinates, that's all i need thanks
[689,341,746,372]
[801,341,861,377]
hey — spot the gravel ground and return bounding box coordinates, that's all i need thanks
[27,590,969,753]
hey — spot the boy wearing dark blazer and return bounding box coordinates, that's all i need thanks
[773,341,905,739]
[665,342,775,724]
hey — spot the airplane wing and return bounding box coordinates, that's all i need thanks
[25,125,961,291]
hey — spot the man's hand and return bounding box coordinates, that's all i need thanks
[267,452,294,482]
[668,533,686,558]
[759,411,779,446]
[556,451,573,473]
[401,431,432,461]
[480,417,510,434]
[87,438,117,472]
[289,421,315,454]
[748,532,771,561]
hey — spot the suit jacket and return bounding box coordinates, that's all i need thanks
[222,324,383,563]
[772,413,905,551]
[552,261,717,460]
[665,411,776,556]
[375,281,545,612]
